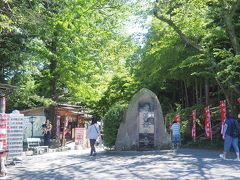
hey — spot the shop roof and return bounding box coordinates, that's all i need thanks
[20,104,92,119]
[20,107,45,116]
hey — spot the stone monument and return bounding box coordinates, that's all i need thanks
[115,88,170,150]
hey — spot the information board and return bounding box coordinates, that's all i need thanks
[7,113,24,160]
[0,114,8,157]
[138,103,155,149]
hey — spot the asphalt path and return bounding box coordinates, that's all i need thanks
[5,148,240,180]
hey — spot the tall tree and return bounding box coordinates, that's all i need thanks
[148,0,240,112]
[1,0,140,114]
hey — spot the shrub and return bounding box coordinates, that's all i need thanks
[103,103,127,148]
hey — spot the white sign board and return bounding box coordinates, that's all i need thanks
[75,128,85,145]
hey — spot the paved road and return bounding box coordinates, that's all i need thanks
[6,148,240,180]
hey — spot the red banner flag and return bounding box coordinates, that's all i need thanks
[192,110,196,141]
[220,100,226,135]
[175,113,180,123]
[205,107,212,140]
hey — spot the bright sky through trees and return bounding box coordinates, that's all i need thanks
[125,15,152,45]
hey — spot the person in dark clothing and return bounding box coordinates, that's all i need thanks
[42,119,52,147]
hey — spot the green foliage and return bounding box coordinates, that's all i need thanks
[1,0,240,152]
[215,53,240,94]
[95,72,139,117]
[131,0,240,119]
[165,102,228,145]
[6,77,53,112]
[0,0,139,112]
[186,137,224,150]
[165,104,205,143]
[103,103,127,148]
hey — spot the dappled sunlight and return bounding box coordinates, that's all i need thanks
[7,149,240,179]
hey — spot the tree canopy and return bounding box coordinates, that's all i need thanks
[1,0,239,117]
[132,0,240,114]
[1,0,139,111]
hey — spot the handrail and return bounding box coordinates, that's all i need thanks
[195,122,222,140]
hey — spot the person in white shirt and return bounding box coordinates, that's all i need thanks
[87,118,100,156]
[171,120,180,149]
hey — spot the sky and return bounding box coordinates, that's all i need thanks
[124,0,154,46]
[125,15,152,46]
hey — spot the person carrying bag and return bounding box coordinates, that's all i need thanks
[86,117,100,156]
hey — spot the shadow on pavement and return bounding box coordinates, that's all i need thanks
[7,148,240,180]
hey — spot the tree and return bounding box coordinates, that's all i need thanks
[1,0,140,116]
[146,0,240,112]
[95,72,139,117]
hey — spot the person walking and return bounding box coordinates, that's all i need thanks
[171,120,181,149]
[220,112,240,161]
[87,117,100,156]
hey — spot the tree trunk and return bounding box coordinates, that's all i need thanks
[48,105,56,139]
[49,59,58,140]
[0,64,5,83]
[48,34,58,141]
[224,15,240,55]
[181,81,186,107]
[195,79,198,105]
[199,80,202,104]
[184,80,189,107]
[214,74,233,113]
[222,0,240,55]
[204,78,209,105]
[181,81,184,107]
[50,59,58,102]
[192,82,196,106]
